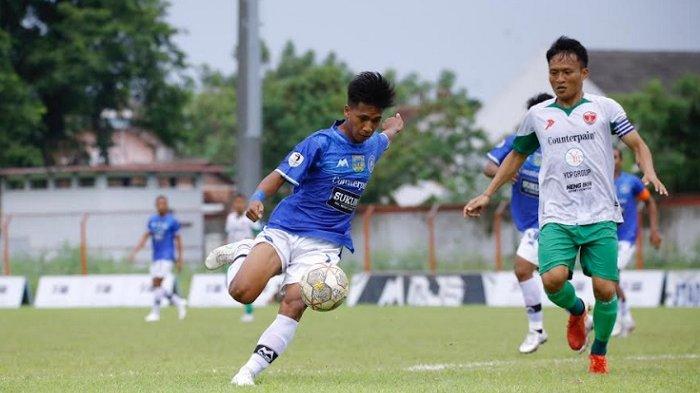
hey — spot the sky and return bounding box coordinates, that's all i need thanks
[166,0,700,100]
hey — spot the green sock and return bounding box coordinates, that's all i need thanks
[546,281,584,315]
[244,303,254,315]
[592,296,618,355]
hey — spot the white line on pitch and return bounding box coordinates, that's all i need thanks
[406,354,700,372]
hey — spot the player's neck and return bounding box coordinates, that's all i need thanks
[337,120,360,144]
[556,91,584,108]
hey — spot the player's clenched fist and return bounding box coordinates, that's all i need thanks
[246,200,264,222]
[463,194,491,218]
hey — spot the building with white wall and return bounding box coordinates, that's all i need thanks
[0,163,228,264]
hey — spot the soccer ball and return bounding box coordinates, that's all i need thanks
[299,263,349,311]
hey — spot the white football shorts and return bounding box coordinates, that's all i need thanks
[516,228,540,267]
[253,227,342,287]
[617,240,636,270]
[150,259,174,279]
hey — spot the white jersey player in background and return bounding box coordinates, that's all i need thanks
[225,194,261,322]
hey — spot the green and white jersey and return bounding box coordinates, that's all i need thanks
[513,93,635,227]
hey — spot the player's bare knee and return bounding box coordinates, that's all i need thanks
[541,271,566,293]
[229,281,255,304]
[514,259,535,282]
[593,283,616,301]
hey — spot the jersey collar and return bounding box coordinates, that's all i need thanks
[547,93,590,116]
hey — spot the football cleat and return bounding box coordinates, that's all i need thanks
[518,329,548,354]
[205,239,254,270]
[588,354,609,374]
[567,309,588,352]
[144,312,160,322]
[231,367,255,386]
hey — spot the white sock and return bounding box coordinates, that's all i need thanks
[164,291,183,307]
[519,276,544,331]
[620,299,630,316]
[242,314,298,376]
[152,286,164,315]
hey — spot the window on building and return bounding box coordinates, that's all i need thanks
[55,177,72,189]
[158,176,177,188]
[30,178,48,189]
[79,177,96,187]
[6,179,25,190]
[177,176,196,189]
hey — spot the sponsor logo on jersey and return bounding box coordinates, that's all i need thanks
[583,111,597,125]
[563,168,591,179]
[288,152,304,168]
[327,187,360,214]
[565,148,585,167]
[545,119,555,130]
[547,132,595,145]
[336,158,349,168]
[352,155,365,173]
[332,177,367,191]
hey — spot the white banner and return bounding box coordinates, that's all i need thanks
[34,275,175,308]
[0,276,30,308]
[482,270,664,307]
[187,273,283,308]
[665,270,700,307]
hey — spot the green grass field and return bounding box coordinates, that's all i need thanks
[1,306,698,392]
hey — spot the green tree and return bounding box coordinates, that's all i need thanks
[614,75,700,193]
[183,42,486,203]
[180,67,238,165]
[364,70,486,203]
[1,0,188,165]
[0,30,44,167]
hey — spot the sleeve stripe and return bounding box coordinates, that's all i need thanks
[380,132,390,150]
[616,123,635,137]
[274,169,299,186]
[486,152,501,165]
[613,119,634,135]
[617,123,634,134]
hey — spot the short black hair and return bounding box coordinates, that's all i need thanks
[526,93,554,109]
[347,72,395,110]
[156,195,167,202]
[546,36,588,68]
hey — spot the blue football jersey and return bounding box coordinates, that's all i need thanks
[147,213,180,261]
[487,134,541,232]
[615,172,647,242]
[267,121,390,252]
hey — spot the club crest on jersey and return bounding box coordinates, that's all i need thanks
[288,152,304,168]
[583,111,597,125]
[368,155,376,173]
[352,155,365,172]
[545,119,555,130]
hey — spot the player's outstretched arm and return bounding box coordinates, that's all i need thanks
[127,232,150,262]
[245,171,286,222]
[464,150,527,218]
[381,113,404,141]
[621,132,668,196]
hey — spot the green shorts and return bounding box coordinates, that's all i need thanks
[538,221,619,281]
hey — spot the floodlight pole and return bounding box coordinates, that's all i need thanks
[236,0,262,196]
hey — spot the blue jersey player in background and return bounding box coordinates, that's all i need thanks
[484,93,552,354]
[612,147,661,337]
[205,72,404,386]
[129,195,187,322]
